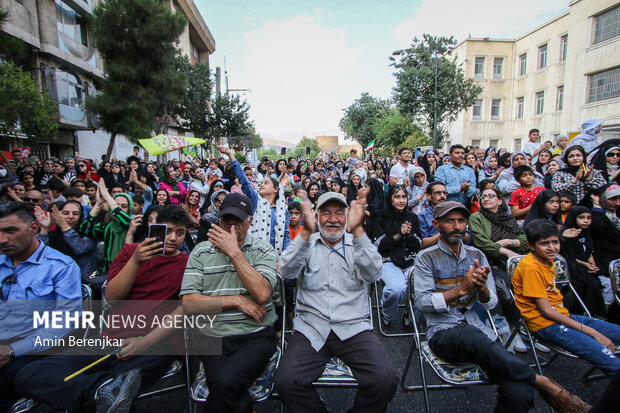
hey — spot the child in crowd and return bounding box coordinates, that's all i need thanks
[509,165,545,222]
[559,192,577,224]
[512,219,620,377]
[287,201,304,240]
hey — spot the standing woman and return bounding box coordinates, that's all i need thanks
[306,182,320,208]
[418,150,438,181]
[591,144,620,185]
[218,145,290,259]
[80,180,133,272]
[367,184,421,327]
[552,145,606,204]
[158,164,187,204]
[407,167,429,214]
[183,189,201,230]
[374,161,387,183]
[34,202,99,275]
[465,152,481,183]
[534,149,552,175]
[104,163,124,188]
[346,173,362,205]
[189,166,210,208]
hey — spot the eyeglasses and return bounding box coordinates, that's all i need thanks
[78,164,86,167]
[1,273,17,301]
[480,194,498,200]
[23,197,42,203]
[607,152,620,158]
[214,197,226,203]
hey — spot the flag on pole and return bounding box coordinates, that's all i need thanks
[139,134,206,156]
[364,140,375,152]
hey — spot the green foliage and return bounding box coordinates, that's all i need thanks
[372,108,429,149]
[258,148,279,161]
[210,93,254,149]
[234,151,247,164]
[174,54,211,141]
[391,34,483,147]
[0,61,58,141]
[339,92,390,148]
[0,10,28,61]
[87,0,187,155]
[289,136,321,159]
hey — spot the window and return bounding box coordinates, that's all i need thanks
[537,44,547,69]
[594,6,620,44]
[588,67,620,103]
[474,57,485,78]
[535,91,545,115]
[55,0,88,46]
[556,85,564,111]
[493,57,503,78]
[559,34,568,61]
[471,139,481,147]
[56,69,84,109]
[491,99,501,120]
[516,97,524,118]
[472,99,483,120]
[190,42,200,62]
[519,53,527,76]
[490,139,499,149]
[513,138,521,152]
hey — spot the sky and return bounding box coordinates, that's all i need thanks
[195,0,569,144]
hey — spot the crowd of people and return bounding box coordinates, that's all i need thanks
[1,117,620,412]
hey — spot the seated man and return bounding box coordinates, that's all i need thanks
[181,193,277,412]
[0,202,82,412]
[414,201,590,413]
[275,190,398,412]
[513,219,620,377]
[15,204,191,413]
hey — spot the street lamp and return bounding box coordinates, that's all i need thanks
[433,46,438,151]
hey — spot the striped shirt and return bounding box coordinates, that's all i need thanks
[413,239,498,341]
[180,235,277,337]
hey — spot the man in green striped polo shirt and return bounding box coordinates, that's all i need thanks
[181,193,277,412]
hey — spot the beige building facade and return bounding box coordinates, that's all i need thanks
[0,0,215,160]
[445,0,620,152]
[316,135,363,155]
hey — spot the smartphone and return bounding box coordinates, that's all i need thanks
[148,223,167,254]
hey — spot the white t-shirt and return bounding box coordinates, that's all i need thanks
[390,162,416,185]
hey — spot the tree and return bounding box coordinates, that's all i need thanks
[0,61,58,142]
[87,0,187,158]
[339,92,390,148]
[174,54,212,141]
[371,108,429,149]
[289,136,321,159]
[391,34,483,148]
[208,93,253,149]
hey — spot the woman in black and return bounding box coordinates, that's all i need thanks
[367,184,421,327]
[523,189,562,230]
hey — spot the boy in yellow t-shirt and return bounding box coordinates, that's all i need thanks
[513,219,620,376]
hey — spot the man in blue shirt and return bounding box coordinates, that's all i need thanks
[434,144,476,204]
[419,182,447,248]
[0,202,81,411]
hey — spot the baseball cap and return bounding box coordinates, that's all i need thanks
[433,201,471,220]
[316,192,347,210]
[219,193,253,220]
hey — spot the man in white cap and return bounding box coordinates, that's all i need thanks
[569,119,603,154]
[275,189,398,412]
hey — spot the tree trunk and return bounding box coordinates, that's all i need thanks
[106,132,117,160]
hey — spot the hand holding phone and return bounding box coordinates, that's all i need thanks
[148,223,167,255]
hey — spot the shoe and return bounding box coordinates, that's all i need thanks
[95,369,142,413]
[401,311,411,328]
[380,313,391,328]
[539,379,591,413]
[534,342,551,353]
[513,334,527,353]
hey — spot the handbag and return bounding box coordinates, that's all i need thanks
[82,262,109,299]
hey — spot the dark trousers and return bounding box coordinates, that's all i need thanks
[429,323,536,413]
[0,356,42,412]
[274,330,399,413]
[13,342,174,412]
[198,327,276,413]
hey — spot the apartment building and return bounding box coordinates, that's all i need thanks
[445,0,620,152]
[0,0,215,160]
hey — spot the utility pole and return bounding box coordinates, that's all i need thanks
[433,46,438,151]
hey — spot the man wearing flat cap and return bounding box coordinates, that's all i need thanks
[181,192,278,412]
[414,201,589,412]
[275,189,398,412]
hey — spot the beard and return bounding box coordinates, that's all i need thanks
[440,228,466,245]
[318,218,347,244]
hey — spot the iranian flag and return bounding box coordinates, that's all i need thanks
[364,140,375,152]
